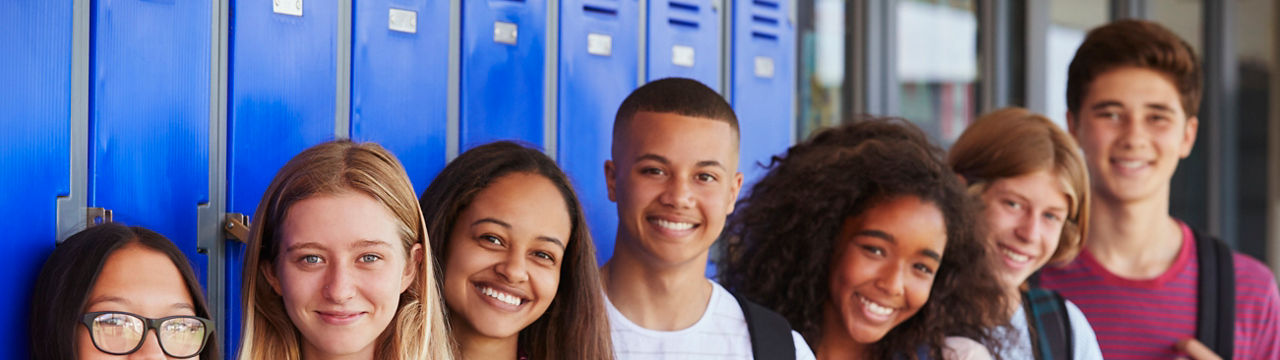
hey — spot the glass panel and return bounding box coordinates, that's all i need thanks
[1045,0,1108,128]
[1150,0,1209,234]
[798,0,846,139]
[896,0,977,144]
[1233,0,1275,261]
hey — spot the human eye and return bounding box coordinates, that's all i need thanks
[359,254,382,263]
[640,167,666,176]
[913,263,936,276]
[859,245,885,257]
[695,173,718,183]
[298,254,324,265]
[1004,199,1022,210]
[478,234,504,247]
[532,250,556,264]
[1043,211,1064,223]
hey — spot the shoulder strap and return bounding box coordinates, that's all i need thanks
[1193,227,1235,359]
[732,291,796,360]
[1024,288,1073,360]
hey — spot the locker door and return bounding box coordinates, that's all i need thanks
[351,0,450,193]
[0,2,73,358]
[88,0,211,290]
[731,0,793,188]
[647,0,720,90]
[462,0,547,150]
[226,0,339,355]
[558,0,638,264]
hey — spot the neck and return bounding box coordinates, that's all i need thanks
[1086,191,1183,279]
[815,301,870,360]
[301,340,377,360]
[601,236,714,331]
[453,318,519,360]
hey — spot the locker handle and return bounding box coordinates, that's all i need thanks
[225,213,251,244]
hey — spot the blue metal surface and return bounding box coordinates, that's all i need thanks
[0,2,72,358]
[557,0,638,264]
[228,0,339,356]
[88,0,212,302]
[731,0,794,190]
[461,0,547,150]
[351,0,450,193]
[646,0,720,90]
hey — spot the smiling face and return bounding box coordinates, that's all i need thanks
[78,244,199,360]
[267,192,419,359]
[605,111,744,268]
[979,169,1070,289]
[1069,66,1198,205]
[825,195,947,346]
[442,172,571,341]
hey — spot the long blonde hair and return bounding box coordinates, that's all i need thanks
[948,107,1091,266]
[237,140,453,360]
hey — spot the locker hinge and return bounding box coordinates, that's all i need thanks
[87,207,113,226]
[224,213,251,243]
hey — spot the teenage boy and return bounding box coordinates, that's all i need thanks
[601,77,815,359]
[1039,19,1280,360]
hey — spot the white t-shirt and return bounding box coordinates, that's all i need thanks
[606,280,816,360]
[997,299,1104,360]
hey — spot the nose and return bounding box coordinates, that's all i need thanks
[323,264,356,304]
[128,329,167,360]
[1014,211,1042,243]
[1118,114,1148,150]
[875,261,906,297]
[658,177,695,209]
[494,251,530,284]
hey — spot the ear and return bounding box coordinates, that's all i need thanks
[1179,116,1199,158]
[726,172,745,214]
[262,262,283,296]
[1066,110,1080,136]
[402,243,424,293]
[604,160,618,202]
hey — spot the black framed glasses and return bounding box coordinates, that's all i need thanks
[80,311,212,358]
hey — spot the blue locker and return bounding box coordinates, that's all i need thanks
[557,0,638,264]
[462,0,547,150]
[351,0,450,193]
[647,0,720,90]
[227,0,339,355]
[88,0,211,295]
[731,0,793,188]
[0,2,72,358]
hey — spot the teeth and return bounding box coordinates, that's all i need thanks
[1116,160,1145,169]
[654,219,694,231]
[480,286,522,306]
[1002,248,1030,263]
[859,296,894,316]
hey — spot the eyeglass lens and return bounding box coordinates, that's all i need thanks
[89,312,206,357]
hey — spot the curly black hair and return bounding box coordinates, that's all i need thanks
[718,118,1009,359]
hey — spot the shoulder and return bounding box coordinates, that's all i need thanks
[793,331,816,360]
[1231,253,1280,302]
[1063,300,1105,360]
[943,337,993,360]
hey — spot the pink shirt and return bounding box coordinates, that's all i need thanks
[1039,222,1280,359]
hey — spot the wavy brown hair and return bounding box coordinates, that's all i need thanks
[419,141,614,359]
[719,118,1009,359]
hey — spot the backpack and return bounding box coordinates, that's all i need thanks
[1023,287,1072,360]
[731,291,797,360]
[1192,227,1235,359]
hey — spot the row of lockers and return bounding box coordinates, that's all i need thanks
[1,0,794,358]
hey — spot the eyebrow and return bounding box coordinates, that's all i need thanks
[1088,101,1176,113]
[855,229,942,261]
[286,239,391,253]
[473,218,567,250]
[636,153,728,171]
[86,296,195,312]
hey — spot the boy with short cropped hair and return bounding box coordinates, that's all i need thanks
[601,77,814,359]
[1039,19,1280,359]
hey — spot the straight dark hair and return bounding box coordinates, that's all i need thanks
[419,141,614,359]
[29,222,219,360]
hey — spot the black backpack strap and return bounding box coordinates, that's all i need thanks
[1193,227,1235,359]
[1023,288,1073,360]
[732,291,796,360]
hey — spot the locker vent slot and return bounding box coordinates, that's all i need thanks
[584,4,619,16]
[752,14,778,25]
[669,1,700,13]
[753,0,780,9]
[669,18,700,28]
[751,31,778,40]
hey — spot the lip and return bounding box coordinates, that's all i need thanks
[472,281,530,312]
[997,244,1036,271]
[315,310,367,325]
[854,293,899,325]
[1109,157,1153,176]
[645,215,701,238]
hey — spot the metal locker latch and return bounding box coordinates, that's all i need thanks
[494,21,518,45]
[225,213,251,244]
[87,207,113,226]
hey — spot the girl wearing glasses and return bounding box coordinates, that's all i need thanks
[418,141,613,359]
[30,223,218,359]
[238,140,452,360]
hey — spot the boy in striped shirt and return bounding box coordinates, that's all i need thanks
[1039,19,1280,359]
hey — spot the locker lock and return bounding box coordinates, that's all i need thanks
[224,213,251,244]
[86,207,113,227]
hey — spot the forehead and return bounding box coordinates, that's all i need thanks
[280,192,401,249]
[617,111,739,164]
[853,196,948,253]
[87,244,194,314]
[1083,67,1184,111]
[461,173,572,242]
[986,170,1069,208]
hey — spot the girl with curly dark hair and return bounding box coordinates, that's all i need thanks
[719,118,1009,359]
